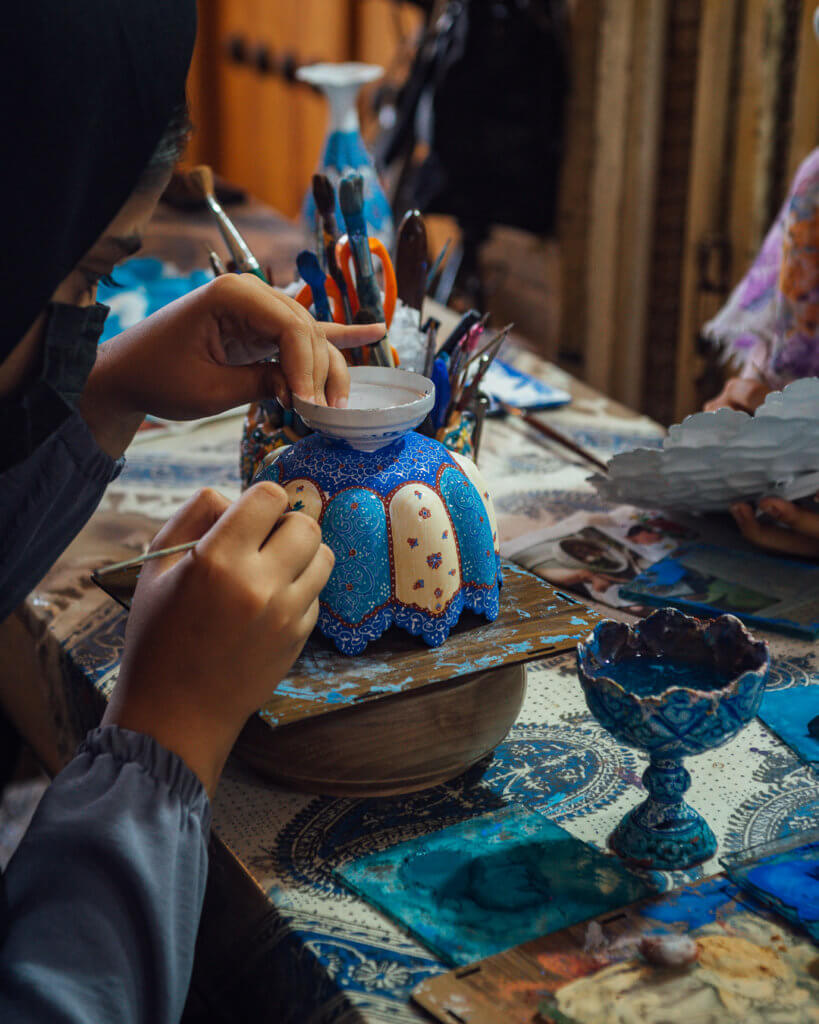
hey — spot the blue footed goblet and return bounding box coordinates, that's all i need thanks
[577,609,769,870]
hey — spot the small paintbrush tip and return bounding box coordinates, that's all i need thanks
[189,165,215,197]
[296,249,324,287]
[339,174,364,216]
[312,174,336,217]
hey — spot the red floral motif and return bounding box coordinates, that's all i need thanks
[436,603,442,610]
[350,501,359,510]
[434,587,443,598]
[407,537,419,549]
[413,579,425,590]
[426,552,442,569]
[414,489,423,499]
[296,484,304,492]
[346,583,353,591]
[448,568,457,576]
[419,507,431,519]
[442,529,449,539]
[348,549,356,557]
[479,515,484,523]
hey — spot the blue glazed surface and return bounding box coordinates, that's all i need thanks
[577,609,769,869]
[254,431,502,655]
[725,838,819,940]
[758,683,819,767]
[336,804,649,967]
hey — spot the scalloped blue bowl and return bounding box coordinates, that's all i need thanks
[255,428,502,655]
[577,609,769,869]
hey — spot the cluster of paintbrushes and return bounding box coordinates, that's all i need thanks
[189,163,511,456]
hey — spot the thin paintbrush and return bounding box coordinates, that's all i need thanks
[425,238,451,293]
[312,174,353,323]
[94,541,199,578]
[499,402,610,474]
[206,246,227,277]
[296,250,333,323]
[456,326,513,411]
[339,174,392,366]
[189,165,267,282]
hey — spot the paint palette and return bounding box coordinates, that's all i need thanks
[413,875,819,1024]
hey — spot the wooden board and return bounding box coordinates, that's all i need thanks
[256,561,601,729]
[412,874,816,1024]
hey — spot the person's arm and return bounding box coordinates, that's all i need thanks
[80,273,385,458]
[0,726,209,1024]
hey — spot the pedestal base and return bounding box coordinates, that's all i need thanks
[609,797,717,870]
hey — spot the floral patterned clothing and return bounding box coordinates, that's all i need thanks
[704,148,819,384]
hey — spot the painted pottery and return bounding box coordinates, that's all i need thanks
[254,367,502,655]
[577,609,769,870]
[296,62,393,247]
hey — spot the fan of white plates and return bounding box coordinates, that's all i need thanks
[592,378,819,512]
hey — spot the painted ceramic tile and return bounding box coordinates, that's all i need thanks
[336,803,649,967]
[722,830,819,944]
[759,684,819,769]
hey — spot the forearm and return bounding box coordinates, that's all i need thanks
[0,726,211,1024]
[79,341,146,458]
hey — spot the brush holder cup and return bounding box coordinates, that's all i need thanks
[252,367,502,655]
[577,610,769,870]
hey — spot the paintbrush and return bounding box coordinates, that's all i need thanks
[395,209,427,315]
[94,541,199,578]
[467,323,513,368]
[312,174,353,323]
[422,318,440,378]
[499,402,610,474]
[206,246,227,277]
[425,238,451,293]
[339,174,392,366]
[456,327,512,412]
[296,250,333,323]
[441,309,481,358]
[188,165,267,282]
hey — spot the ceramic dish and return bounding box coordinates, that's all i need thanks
[292,366,434,452]
[592,377,819,512]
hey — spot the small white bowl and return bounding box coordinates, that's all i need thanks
[293,366,435,451]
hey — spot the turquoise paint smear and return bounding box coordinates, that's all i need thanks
[336,804,649,967]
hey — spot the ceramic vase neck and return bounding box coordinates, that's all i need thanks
[323,83,362,135]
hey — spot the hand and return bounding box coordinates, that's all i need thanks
[81,273,385,455]
[730,497,819,559]
[102,483,334,795]
[703,377,771,413]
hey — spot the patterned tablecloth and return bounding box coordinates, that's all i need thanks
[12,204,819,1023]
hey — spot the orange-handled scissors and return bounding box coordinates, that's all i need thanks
[335,234,397,328]
[294,275,348,324]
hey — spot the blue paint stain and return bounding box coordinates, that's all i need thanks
[641,877,737,928]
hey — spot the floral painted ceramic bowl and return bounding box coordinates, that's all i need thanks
[254,369,502,655]
[577,609,769,870]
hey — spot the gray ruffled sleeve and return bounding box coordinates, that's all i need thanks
[0,726,211,1024]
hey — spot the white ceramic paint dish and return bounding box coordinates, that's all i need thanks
[292,366,435,451]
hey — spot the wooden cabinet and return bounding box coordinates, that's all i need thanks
[185,0,421,218]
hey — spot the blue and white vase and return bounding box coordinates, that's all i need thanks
[297,62,394,249]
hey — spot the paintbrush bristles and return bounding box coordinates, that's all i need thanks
[339,175,364,217]
[189,164,215,198]
[312,173,337,218]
